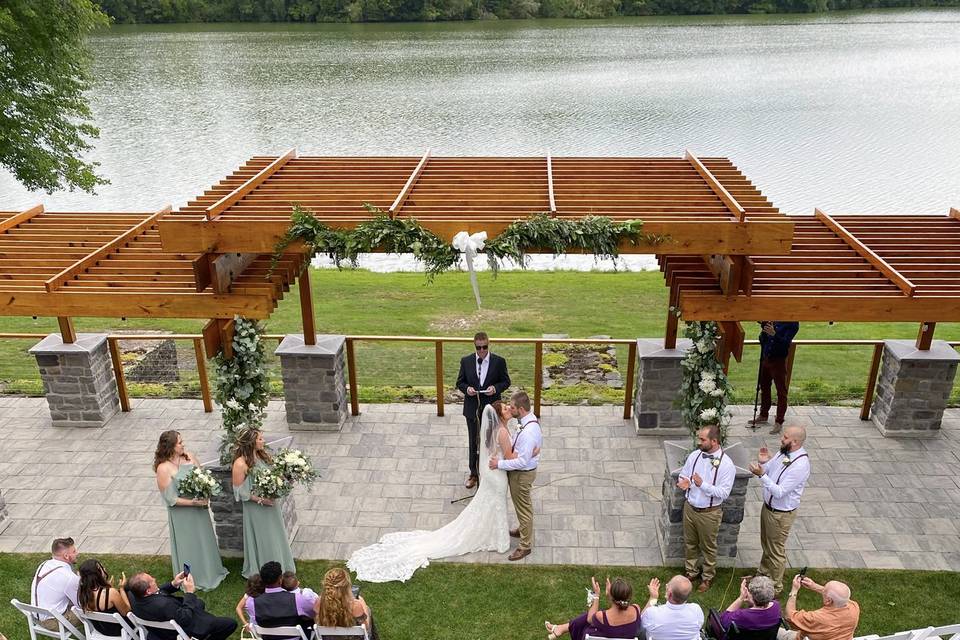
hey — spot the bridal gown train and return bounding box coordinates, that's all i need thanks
[347,408,510,582]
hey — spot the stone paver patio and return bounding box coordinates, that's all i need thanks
[1,397,959,571]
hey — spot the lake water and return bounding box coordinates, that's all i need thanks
[2,11,959,271]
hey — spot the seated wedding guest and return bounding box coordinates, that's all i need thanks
[245,561,316,633]
[781,575,859,640]
[282,571,318,600]
[30,537,81,631]
[77,559,131,636]
[127,571,236,640]
[641,576,704,640]
[719,576,781,639]
[545,576,641,640]
[235,574,264,631]
[315,568,378,640]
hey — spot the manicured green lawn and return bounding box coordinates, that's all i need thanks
[1,553,956,640]
[1,269,958,405]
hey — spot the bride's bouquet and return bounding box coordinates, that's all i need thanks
[252,465,293,500]
[273,448,319,485]
[177,467,222,500]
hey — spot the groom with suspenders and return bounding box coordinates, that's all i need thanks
[489,390,542,561]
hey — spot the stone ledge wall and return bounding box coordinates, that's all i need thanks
[125,339,179,383]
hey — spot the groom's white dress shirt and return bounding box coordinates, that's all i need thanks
[498,412,541,471]
[31,558,79,621]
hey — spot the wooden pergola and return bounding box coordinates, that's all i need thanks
[662,208,960,360]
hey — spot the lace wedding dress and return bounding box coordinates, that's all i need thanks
[347,405,510,582]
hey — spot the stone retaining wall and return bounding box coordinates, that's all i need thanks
[125,339,179,383]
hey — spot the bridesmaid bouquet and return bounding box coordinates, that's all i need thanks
[252,466,292,500]
[273,448,319,485]
[177,467,222,500]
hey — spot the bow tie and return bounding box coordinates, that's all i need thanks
[701,453,715,460]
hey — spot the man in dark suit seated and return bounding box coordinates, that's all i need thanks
[245,561,316,635]
[127,571,236,640]
[455,330,511,489]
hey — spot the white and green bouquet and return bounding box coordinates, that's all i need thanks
[177,466,222,500]
[273,448,319,485]
[252,465,292,500]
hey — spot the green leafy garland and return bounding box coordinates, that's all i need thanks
[212,316,271,463]
[676,312,734,444]
[273,204,667,278]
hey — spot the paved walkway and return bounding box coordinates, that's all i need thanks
[1,398,959,571]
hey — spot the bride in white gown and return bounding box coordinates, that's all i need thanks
[347,402,517,583]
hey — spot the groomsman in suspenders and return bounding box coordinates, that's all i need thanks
[749,424,811,595]
[676,425,736,593]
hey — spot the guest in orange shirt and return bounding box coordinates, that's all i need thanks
[780,574,860,640]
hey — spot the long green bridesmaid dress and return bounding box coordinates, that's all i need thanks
[235,461,296,578]
[161,464,228,590]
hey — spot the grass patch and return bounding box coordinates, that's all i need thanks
[1,269,959,406]
[0,553,956,640]
[542,382,623,405]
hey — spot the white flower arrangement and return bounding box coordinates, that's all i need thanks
[177,466,222,500]
[252,465,292,500]
[273,448,319,485]
[673,311,734,444]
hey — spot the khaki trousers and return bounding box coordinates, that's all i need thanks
[759,504,798,593]
[682,501,722,582]
[39,609,80,632]
[508,469,537,550]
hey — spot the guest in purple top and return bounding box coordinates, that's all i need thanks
[720,576,781,639]
[245,562,316,636]
[546,576,642,640]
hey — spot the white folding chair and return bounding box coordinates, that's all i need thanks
[927,624,960,640]
[585,636,639,640]
[72,606,137,640]
[313,624,367,640]
[126,612,194,640]
[250,623,312,640]
[11,599,85,640]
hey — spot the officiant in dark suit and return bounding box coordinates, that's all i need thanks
[456,331,511,489]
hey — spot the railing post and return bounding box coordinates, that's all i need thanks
[860,343,884,421]
[107,337,130,412]
[193,338,213,413]
[346,338,359,416]
[622,340,637,420]
[435,340,444,417]
[534,340,543,416]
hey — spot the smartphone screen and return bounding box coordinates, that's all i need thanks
[183,563,191,577]
[351,585,360,598]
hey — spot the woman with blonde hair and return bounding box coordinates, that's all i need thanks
[154,430,227,590]
[315,568,378,640]
[231,427,295,577]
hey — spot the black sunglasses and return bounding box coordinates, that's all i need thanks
[475,344,489,351]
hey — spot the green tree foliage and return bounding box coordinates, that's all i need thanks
[0,0,110,193]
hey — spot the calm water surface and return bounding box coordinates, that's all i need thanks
[2,11,959,213]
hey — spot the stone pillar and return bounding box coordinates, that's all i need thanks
[871,339,959,437]
[276,334,349,431]
[29,333,120,428]
[658,440,751,564]
[633,338,692,435]
[209,465,298,557]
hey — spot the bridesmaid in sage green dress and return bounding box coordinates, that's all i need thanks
[153,430,228,590]
[231,428,295,578]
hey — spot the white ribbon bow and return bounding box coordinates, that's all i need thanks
[452,231,487,310]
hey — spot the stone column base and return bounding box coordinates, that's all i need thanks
[634,339,692,436]
[871,340,959,438]
[276,334,349,431]
[657,440,751,563]
[209,466,299,557]
[29,333,120,428]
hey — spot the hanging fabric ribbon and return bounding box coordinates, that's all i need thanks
[452,230,487,310]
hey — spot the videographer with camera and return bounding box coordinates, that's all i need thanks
[749,320,800,434]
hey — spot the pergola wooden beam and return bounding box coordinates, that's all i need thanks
[703,254,746,295]
[158,218,795,256]
[949,207,959,220]
[0,204,44,233]
[57,316,76,343]
[815,208,916,296]
[0,291,275,319]
[389,149,430,217]
[916,321,936,350]
[678,293,960,322]
[546,152,557,214]
[44,206,171,292]
[205,148,297,220]
[684,150,747,222]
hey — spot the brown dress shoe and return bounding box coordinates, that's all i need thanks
[769,422,784,435]
[508,547,532,561]
[509,528,521,538]
[697,579,712,593]
[465,476,478,489]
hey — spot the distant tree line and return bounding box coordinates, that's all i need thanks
[96,0,960,22]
